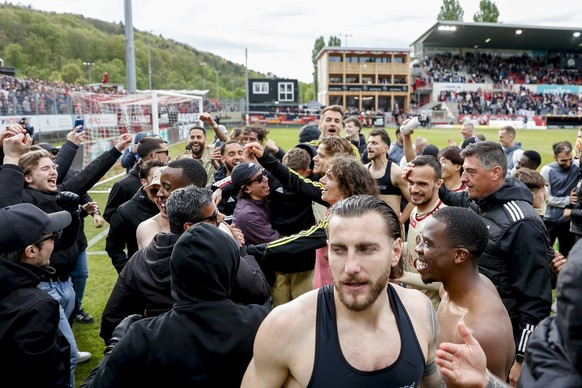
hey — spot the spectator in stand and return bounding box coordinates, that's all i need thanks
[0,203,73,388]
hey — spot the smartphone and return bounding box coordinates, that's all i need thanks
[74,118,84,132]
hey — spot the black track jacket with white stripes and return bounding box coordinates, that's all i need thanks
[439,178,552,356]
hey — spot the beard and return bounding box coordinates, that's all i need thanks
[334,269,390,312]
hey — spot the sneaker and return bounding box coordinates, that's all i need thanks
[77,351,92,364]
[75,309,94,324]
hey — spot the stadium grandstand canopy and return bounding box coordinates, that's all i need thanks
[412,21,582,54]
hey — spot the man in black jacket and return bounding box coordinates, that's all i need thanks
[105,160,165,273]
[100,184,270,343]
[103,136,170,222]
[83,223,268,387]
[437,141,553,385]
[12,133,132,385]
[0,203,72,388]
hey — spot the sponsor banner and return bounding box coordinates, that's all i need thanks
[329,85,408,92]
[536,84,580,95]
[177,112,201,123]
[1,114,119,133]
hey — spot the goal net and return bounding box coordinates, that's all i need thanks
[70,90,204,167]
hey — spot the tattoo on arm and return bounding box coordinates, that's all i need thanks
[486,371,509,388]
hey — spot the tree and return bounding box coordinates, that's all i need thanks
[60,63,83,84]
[473,0,500,22]
[328,36,341,47]
[2,43,28,69]
[437,0,464,21]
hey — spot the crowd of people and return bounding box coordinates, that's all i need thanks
[439,87,582,116]
[2,96,582,387]
[423,52,582,86]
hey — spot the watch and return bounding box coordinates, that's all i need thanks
[515,353,525,364]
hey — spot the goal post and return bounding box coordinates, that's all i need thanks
[70,90,203,166]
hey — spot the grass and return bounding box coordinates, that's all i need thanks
[73,125,574,385]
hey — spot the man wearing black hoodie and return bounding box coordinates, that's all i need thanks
[83,222,268,387]
[437,141,553,385]
[100,184,270,343]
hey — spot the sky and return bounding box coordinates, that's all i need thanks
[18,1,582,83]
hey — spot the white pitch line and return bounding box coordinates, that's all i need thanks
[87,228,109,249]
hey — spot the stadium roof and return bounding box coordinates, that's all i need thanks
[412,21,582,53]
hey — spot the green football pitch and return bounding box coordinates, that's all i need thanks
[74,124,573,385]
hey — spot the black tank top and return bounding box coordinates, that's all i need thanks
[370,160,402,196]
[307,284,425,388]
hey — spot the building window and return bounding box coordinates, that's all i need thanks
[329,56,342,62]
[253,82,269,94]
[278,82,294,101]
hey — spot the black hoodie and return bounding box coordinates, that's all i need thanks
[0,260,71,387]
[83,224,268,387]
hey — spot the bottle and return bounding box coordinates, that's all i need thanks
[400,116,420,136]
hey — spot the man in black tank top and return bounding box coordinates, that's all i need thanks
[242,196,443,387]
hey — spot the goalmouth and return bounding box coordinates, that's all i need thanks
[70,90,204,166]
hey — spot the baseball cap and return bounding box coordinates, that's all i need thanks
[145,166,167,198]
[36,142,60,156]
[231,162,262,191]
[134,132,149,144]
[299,124,321,143]
[0,203,72,253]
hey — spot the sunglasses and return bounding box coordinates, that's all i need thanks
[191,210,219,226]
[154,150,169,156]
[35,231,60,245]
[247,169,267,184]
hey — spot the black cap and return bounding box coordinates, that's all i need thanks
[36,142,59,156]
[422,144,439,158]
[0,203,72,253]
[299,124,321,143]
[230,162,262,191]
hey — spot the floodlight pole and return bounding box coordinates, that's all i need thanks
[124,0,137,93]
